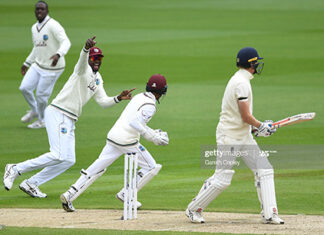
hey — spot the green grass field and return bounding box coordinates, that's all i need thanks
[0,0,324,234]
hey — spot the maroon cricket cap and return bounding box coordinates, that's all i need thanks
[89,47,104,57]
[146,74,167,95]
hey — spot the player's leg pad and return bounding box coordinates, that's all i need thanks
[258,168,278,219]
[70,168,106,202]
[254,171,263,209]
[188,169,234,212]
[136,164,162,191]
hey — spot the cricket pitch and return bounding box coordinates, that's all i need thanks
[1,208,323,234]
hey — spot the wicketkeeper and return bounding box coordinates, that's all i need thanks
[60,74,169,212]
[186,47,284,224]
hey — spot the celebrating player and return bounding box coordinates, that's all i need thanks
[60,74,168,212]
[20,1,71,129]
[3,36,134,198]
[186,47,284,224]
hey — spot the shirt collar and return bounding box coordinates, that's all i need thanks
[37,15,50,28]
[238,68,254,80]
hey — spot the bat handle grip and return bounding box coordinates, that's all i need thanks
[271,124,279,129]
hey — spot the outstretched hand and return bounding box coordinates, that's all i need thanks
[117,88,136,101]
[85,36,96,49]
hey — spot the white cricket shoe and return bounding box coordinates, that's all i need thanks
[19,180,47,198]
[27,120,45,129]
[186,208,205,223]
[116,191,142,209]
[60,189,76,212]
[3,164,20,190]
[21,110,38,123]
[262,213,284,224]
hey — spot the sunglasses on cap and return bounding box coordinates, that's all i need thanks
[90,56,103,62]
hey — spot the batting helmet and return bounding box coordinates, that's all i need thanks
[89,47,104,57]
[236,47,264,74]
[146,74,168,95]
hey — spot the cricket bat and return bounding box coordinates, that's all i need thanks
[252,112,316,135]
[271,112,316,129]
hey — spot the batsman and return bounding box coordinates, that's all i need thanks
[60,74,169,212]
[186,47,284,224]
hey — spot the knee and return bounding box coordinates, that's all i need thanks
[211,169,235,189]
[149,164,162,175]
[257,168,274,179]
[19,84,29,93]
[141,163,162,174]
[152,164,162,175]
[58,154,75,168]
[51,149,75,164]
[64,158,76,167]
[138,164,162,177]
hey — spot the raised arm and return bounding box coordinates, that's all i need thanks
[74,36,96,75]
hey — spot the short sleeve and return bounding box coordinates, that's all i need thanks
[235,83,249,101]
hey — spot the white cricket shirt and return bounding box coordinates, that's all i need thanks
[107,92,157,146]
[24,15,71,70]
[216,69,254,139]
[51,47,119,120]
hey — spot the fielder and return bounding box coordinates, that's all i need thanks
[20,1,71,129]
[3,36,134,198]
[186,47,284,224]
[60,74,169,212]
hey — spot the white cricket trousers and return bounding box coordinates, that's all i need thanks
[73,142,157,189]
[15,106,76,186]
[19,64,63,121]
[215,133,273,171]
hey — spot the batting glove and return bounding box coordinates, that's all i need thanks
[254,120,276,137]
